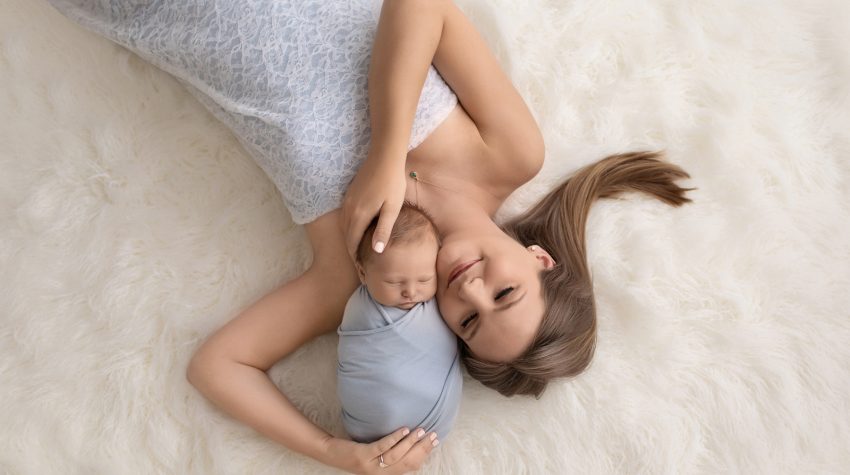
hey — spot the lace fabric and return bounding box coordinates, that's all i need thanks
[47,0,459,224]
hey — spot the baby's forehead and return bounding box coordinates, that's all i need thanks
[367,240,438,274]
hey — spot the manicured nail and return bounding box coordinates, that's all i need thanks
[432,439,440,447]
[374,241,385,253]
[416,429,425,438]
[429,433,437,441]
[402,429,410,436]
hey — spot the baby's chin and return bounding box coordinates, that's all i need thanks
[396,301,420,310]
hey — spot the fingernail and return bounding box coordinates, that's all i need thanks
[402,429,410,436]
[374,241,385,253]
[432,439,440,447]
[429,433,437,441]
[416,429,425,438]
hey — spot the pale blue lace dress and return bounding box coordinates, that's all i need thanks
[46,0,459,224]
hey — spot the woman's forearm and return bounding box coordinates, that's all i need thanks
[187,251,361,469]
[188,356,333,463]
[367,0,447,160]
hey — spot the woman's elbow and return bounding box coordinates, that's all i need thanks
[525,143,544,179]
[512,132,545,183]
[527,128,546,175]
[186,344,217,390]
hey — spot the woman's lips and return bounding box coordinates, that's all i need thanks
[447,259,481,287]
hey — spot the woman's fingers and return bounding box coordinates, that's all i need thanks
[377,428,426,465]
[392,430,439,474]
[345,206,371,260]
[371,427,411,458]
[372,201,402,253]
[376,428,438,468]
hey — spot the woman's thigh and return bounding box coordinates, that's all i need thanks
[196,209,358,370]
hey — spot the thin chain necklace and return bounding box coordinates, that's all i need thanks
[408,170,450,207]
[407,170,501,207]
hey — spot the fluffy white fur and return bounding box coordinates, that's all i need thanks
[2,0,849,473]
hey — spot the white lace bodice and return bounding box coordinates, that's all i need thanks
[47,0,459,224]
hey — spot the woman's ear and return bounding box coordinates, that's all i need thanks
[527,244,556,269]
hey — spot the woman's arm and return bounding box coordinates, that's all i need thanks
[372,0,545,172]
[430,1,545,172]
[343,0,545,255]
[342,0,446,257]
[186,265,346,460]
[186,212,436,473]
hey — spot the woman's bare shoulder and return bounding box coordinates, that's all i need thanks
[408,104,539,200]
[305,210,359,275]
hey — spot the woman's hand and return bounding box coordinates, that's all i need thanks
[341,149,407,260]
[321,427,439,474]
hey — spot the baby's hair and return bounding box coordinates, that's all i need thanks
[356,201,440,265]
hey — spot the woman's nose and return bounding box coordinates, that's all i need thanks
[458,277,486,305]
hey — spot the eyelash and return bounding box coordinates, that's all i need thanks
[460,287,515,328]
[496,286,515,300]
[387,277,434,285]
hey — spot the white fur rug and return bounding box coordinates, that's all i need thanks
[2,0,849,473]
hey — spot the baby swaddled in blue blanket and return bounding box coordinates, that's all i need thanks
[337,203,463,444]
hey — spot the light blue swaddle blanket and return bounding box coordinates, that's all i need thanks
[337,286,463,443]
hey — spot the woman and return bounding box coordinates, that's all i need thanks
[47,0,694,473]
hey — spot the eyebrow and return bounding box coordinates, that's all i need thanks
[469,291,526,341]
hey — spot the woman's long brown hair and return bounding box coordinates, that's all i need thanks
[462,151,696,397]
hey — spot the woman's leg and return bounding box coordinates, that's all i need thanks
[186,209,358,461]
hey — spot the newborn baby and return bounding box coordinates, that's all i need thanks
[336,203,463,443]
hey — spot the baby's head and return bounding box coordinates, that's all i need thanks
[355,202,440,310]
[340,203,461,445]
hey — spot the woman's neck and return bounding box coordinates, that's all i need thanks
[403,168,503,240]
[402,103,519,239]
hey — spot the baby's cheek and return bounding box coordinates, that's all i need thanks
[424,281,438,300]
[374,283,397,302]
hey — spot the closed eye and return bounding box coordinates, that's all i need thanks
[461,312,477,329]
[460,288,514,329]
[495,286,515,300]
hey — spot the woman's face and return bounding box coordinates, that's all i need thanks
[435,229,555,363]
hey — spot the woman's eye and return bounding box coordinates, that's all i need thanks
[495,286,515,300]
[461,312,478,329]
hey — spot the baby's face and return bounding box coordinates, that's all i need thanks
[358,236,439,310]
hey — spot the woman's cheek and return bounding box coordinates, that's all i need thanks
[438,301,457,328]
